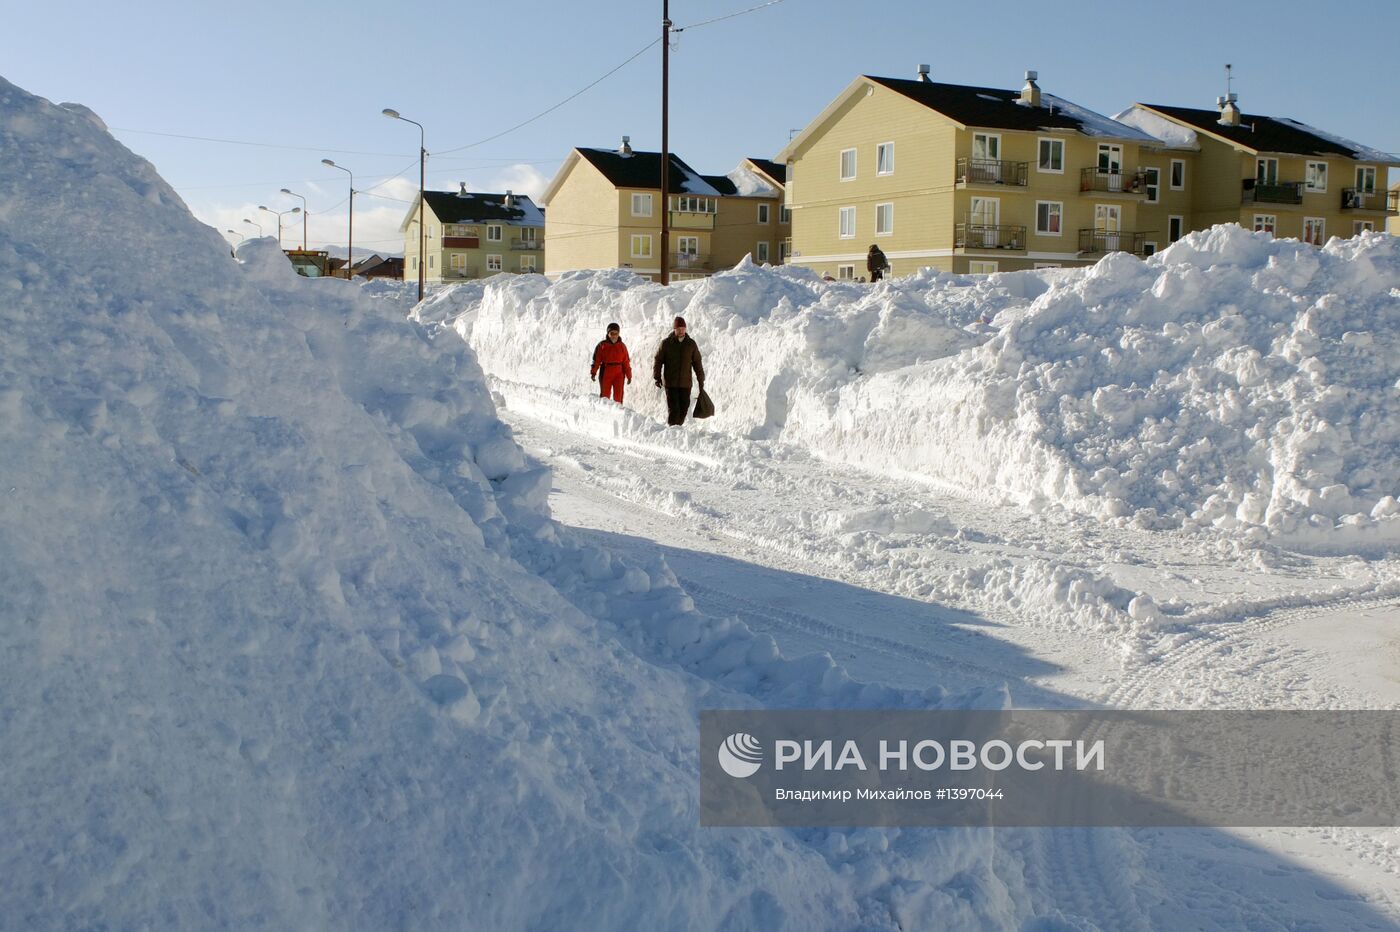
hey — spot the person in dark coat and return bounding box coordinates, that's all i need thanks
[653,316,704,426]
[867,244,889,281]
[590,322,632,403]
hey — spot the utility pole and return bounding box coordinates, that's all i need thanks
[660,0,671,286]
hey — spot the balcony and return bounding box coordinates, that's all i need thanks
[511,237,543,250]
[442,236,479,249]
[954,223,1027,251]
[1340,188,1394,212]
[1243,179,1303,205]
[1080,167,1146,196]
[1078,229,1147,256]
[670,252,712,271]
[669,210,716,230]
[956,158,1029,187]
[442,267,479,280]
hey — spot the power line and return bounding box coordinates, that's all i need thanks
[676,0,788,31]
[110,126,409,158]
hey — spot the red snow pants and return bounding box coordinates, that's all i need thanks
[599,366,626,403]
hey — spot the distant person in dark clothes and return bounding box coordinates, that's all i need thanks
[867,244,889,282]
[653,316,704,426]
[590,321,632,403]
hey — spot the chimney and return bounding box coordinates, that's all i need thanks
[456,181,470,198]
[916,63,931,83]
[1019,70,1041,108]
[1218,92,1241,127]
[619,135,633,156]
[504,189,514,207]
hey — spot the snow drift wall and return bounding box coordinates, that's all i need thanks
[450,232,1400,551]
[0,77,1016,930]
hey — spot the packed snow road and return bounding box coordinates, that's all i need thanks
[495,379,1400,928]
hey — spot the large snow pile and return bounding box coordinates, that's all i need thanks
[450,233,1400,552]
[0,78,1021,929]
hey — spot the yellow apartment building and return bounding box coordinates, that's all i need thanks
[776,68,1163,277]
[400,187,544,283]
[540,139,788,281]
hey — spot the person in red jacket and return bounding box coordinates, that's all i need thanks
[590,322,632,403]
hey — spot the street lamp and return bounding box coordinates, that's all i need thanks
[383,107,426,302]
[322,159,354,279]
[226,229,244,244]
[258,205,301,248]
[243,218,263,237]
[280,188,308,250]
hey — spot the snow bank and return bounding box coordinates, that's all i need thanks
[0,77,1020,929]
[450,230,1400,552]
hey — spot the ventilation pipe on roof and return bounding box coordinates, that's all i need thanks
[504,189,514,207]
[1019,70,1041,108]
[456,182,470,198]
[916,64,931,82]
[1218,93,1241,128]
[619,135,633,156]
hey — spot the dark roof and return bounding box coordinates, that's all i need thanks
[422,190,542,225]
[746,157,786,184]
[866,76,1143,137]
[1140,104,1377,158]
[575,147,719,194]
[702,174,738,195]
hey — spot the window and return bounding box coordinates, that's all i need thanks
[672,195,716,213]
[877,142,895,175]
[1356,166,1377,194]
[875,202,893,235]
[779,205,791,223]
[1143,167,1160,203]
[427,225,435,239]
[631,193,653,217]
[1097,144,1123,173]
[840,148,857,181]
[1037,138,1064,173]
[1170,159,1185,190]
[1168,216,1184,243]
[1033,263,1061,269]
[1253,215,1277,234]
[428,255,434,268]
[519,227,538,245]
[487,254,502,271]
[756,241,770,262]
[520,255,536,271]
[968,261,999,274]
[1303,217,1325,246]
[411,257,418,271]
[1143,242,1158,257]
[1305,161,1328,192]
[973,133,1001,161]
[450,253,464,270]
[837,265,855,280]
[631,235,653,259]
[676,235,699,256]
[1256,158,1279,185]
[445,223,477,237]
[757,203,771,224]
[1355,221,1376,235]
[1035,201,1063,235]
[838,206,855,238]
[486,224,503,242]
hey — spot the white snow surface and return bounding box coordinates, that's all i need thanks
[1274,117,1399,164]
[1112,106,1200,150]
[725,165,778,198]
[0,77,1030,930]
[443,232,1400,553]
[1040,93,1158,141]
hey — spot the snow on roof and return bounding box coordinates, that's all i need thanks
[1113,106,1200,150]
[1274,117,1400,164]
[1039,94,1157,141]
[723,165,777,198]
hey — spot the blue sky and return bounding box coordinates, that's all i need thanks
[5,0,1397,253]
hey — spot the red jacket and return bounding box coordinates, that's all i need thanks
[591,338,632,379]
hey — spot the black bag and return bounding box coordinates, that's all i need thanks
[693,388,715,419]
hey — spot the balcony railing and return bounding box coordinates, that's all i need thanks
[510,237,543,250]
[1243,179,1304,205]
[1339,188,1394,211]
[954,223,1027,250]
[442,236,479,249]
[955,158,1029,186]
[1079,229,1147,256]
[669,210,716,230]
[671,252,712,270]
[442,267,479,280]
[1080,167,1146,195]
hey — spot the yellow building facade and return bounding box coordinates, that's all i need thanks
[400,188,544,284]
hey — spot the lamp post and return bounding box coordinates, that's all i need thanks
[243,218,263,237]
[258,205,301,248]
[322,159,354,278]
[383,107,426,302]
[226,229,244,244]
[280,188,308,250]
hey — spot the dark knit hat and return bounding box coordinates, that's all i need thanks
[607,321,620,332]
[673,316,687,327]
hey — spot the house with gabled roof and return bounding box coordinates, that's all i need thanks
[539,139,788,281]
[1118,98,1399,246]
[776,66,1161,277]
[400,186,544,283]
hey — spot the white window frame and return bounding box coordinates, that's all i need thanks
[428,254,434,269]
[1305,161,1328,193]
[520,255,536,271]
[972,133,1002,162]
[837,264,855,280]
[839,148,857,181]
[676,235,699,257]
[1356,165,1377,194]
[838,206,855,239]
[757,203,770,224]
[876,141,895,175]
[755,241,770,262]
[968,260,999,274]
[631,192,653,217]
[1253,214,1277,235]
[519,227,538,245]
[486,224,503,242]
[487,254,503,272]
[875,202,893,236]
[1256,158,1279,184]
[411,256,418,271]
[1143,167,1161,204]
[1168,215,1184,243]
[1303,217,1325,246]
[1355,221,1376,235]
[1035,200,1063,236]
[450,253,465,270]
[1037,137,1065,174]
[630,234,653,259]
[1170,159,1185,190]
[1143,242,1158,256]
[779,205,791,224]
